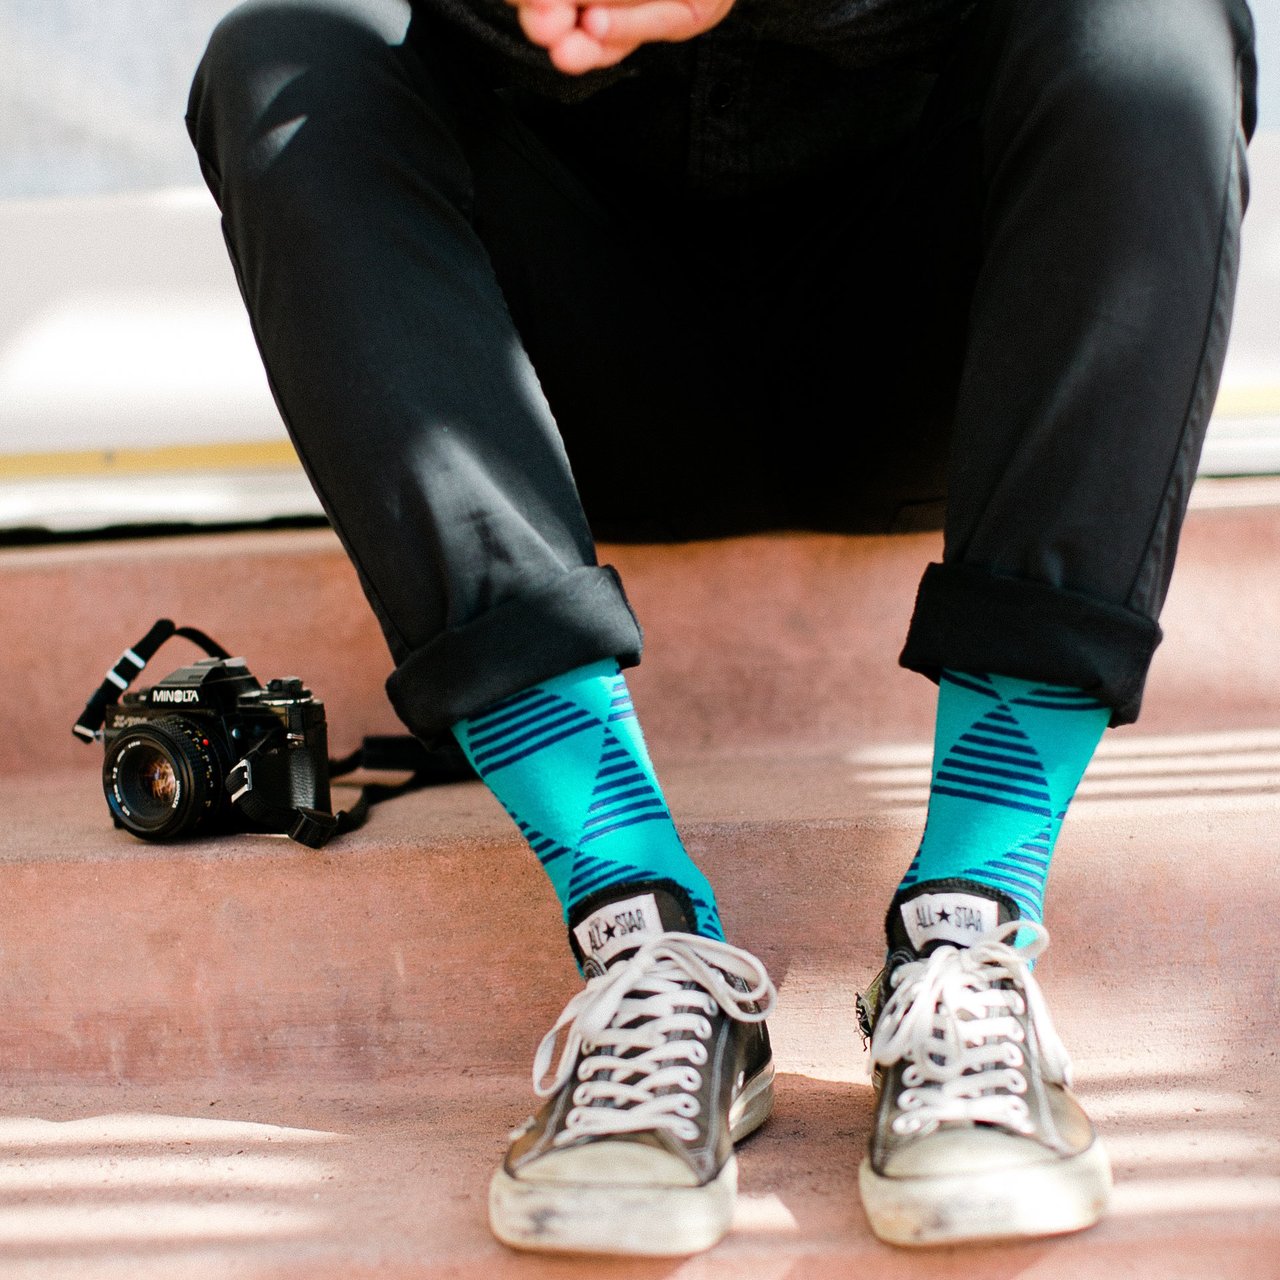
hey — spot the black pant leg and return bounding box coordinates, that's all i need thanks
[896,0,1257,724]
[186,2,656,740]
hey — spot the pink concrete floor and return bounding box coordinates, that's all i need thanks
[3,500,1279,1276]
[0,753,1276,1278]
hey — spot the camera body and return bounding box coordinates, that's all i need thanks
[101,655,331,840]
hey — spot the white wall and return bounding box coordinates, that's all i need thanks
[1,0,1275,198]
[0,0,409,198]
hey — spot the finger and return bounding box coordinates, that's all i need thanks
[579,0,700,44]
[546,27,639,73]
[553,0,684,8]
[517,0,579,47]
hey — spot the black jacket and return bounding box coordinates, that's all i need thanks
[407,0,975,195]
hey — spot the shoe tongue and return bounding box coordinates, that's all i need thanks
[886,879,1021,960]
[568,881,696,976]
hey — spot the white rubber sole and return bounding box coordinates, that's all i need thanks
[858,1137,1113,1247]
[489,1062,775,1256]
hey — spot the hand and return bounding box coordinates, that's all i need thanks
[510,0,737,74]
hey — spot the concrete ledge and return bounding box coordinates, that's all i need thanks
[6,754,1277,1084]
[8,498,1280,777]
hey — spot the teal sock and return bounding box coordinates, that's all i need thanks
[451,660,723,939]
[898,671,1110,923]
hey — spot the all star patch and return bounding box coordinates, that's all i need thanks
[572,891,664,968]
[901,891,999,951]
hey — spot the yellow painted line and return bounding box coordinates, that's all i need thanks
[0,441,301,479]
[1213,385,1280,417]
[2,384,1278,481]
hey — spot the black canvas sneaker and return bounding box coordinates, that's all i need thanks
[489,880,776,1256]
[856,879,1111,1246]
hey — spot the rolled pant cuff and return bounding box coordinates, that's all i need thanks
[386,564,644,739]
[899,562,1163,726]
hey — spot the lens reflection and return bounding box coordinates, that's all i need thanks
[120,745,180,818]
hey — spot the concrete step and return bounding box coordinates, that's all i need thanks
[7,746,1280,1080]
[4,489,1279,1275]
[9,489,1280,779]
[2,753,1278,1275]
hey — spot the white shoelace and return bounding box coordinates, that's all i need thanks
[532,932,776,1146]
[869,920,1073,1138]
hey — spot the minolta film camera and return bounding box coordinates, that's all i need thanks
[75,621,338,847]
[102,658,331,841]
[76,619,477,848]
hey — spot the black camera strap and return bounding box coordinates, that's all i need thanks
[73,619,230,741]
[226,735,344,849]
[74,620,476,848]
[228,733,475,849]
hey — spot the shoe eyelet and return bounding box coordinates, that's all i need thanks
[674,1095,700,1118]
[696,1017,714,1039]
[573,1085,593,1106]
[688,1042,709,1066]
[680,1068,702,1092]
[1008,1072,1028,1095]
[902,1065,923,1087]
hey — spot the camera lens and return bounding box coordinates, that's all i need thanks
[103,717,225,840]
[120,745,179,813]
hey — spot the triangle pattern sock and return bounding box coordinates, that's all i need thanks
[897,670,1110,924]
[452,659,723,940]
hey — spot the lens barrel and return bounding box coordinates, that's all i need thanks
[102,716,225,840]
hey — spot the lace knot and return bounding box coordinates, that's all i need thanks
[871,919,1072,1137]
[530,932,775,1145]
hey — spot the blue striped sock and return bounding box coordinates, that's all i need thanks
[451,660,723,939]
[898,671,1109,924]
